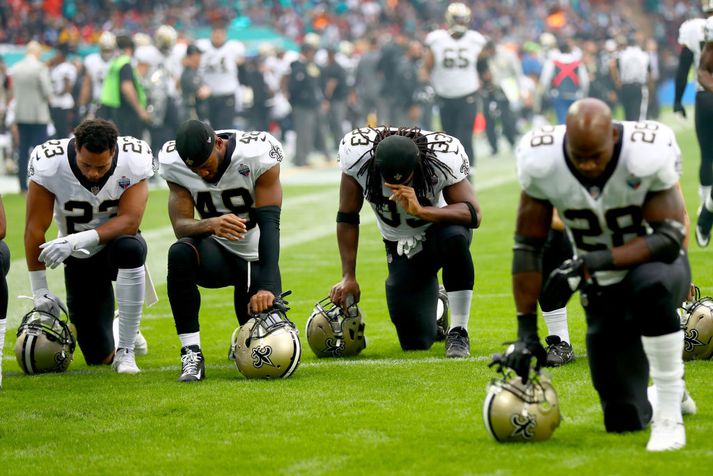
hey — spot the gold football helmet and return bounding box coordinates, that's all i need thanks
[232,303,301,379]
[681,296,713,361]
[15,309,75,374]
[445,3,471,35]
[305,297,366,358]
[483,364,561,443]
[154,25,177,52]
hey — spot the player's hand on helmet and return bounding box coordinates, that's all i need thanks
[540,257,590,311]
[33,289,68,318]
[211,214,247,241]
[500,339,547,384]
[673,102,687,119]
[330,277,360,310]
[249,290,275,315]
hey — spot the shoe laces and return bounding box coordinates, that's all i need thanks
[181,349,202,374]
[446,328,468,348]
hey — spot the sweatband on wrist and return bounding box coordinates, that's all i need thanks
[29,270,48,295]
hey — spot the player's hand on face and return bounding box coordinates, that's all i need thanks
[249,290,275,315]
[385,183,422,217]
[212,214,247,240]
[330,277,361,309]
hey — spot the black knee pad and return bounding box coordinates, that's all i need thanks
[168,238,200,273]
[603,400,651,433]
[0,240,10,276]
[108,235,147,269]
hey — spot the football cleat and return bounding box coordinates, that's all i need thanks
[445,326,470,358]
[112,312,148,356]
[435,286,449,342]
[112,348,140,374]
[179,345,205,382]
[544,335,575,367]
[695,205,713,248]
[647,418,685,452]
[647,385,697,416]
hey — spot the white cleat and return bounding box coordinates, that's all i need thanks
[112,313,148,356]
[647,386,697,416]
[647,418,685,452]
[112,348,141,374]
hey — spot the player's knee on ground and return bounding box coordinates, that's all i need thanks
[437,226,474,290]
[108,235,147,269]
[76,329,115,365]
[602,399,651,433]
[385,277,438,351]
[0,240,10,276]
[167,238,200,275]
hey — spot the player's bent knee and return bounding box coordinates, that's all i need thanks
[399,334,435,351]
[167,238,199,269]
[109,235,147,268]
[0,240,10,276]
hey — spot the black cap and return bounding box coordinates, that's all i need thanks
[375,135,420,184]
[175,120,216,167]
[186,44,202,56]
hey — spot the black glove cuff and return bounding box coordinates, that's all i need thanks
[517,312,538,342]
[582,249,614,272]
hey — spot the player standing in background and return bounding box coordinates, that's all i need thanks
[79,32,116,121]
[614,35,651,121]
[674,2,713,211]
[332,127,480,358]
[196,24,245,129]
[159,120,284,382]
[422,3,486,169]
[24,119,153,374]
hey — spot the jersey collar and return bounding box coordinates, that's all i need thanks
[204,132,236,184]
[67,138,119,195]
[563,123,623,198]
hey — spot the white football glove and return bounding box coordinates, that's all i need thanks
[396,232,426,257]
[39,230,98,268]
[33,289,68,317]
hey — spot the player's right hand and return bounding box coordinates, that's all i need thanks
[673,102,687,119]
[33,289,68,318]
[502,339,547,384]
[211,214,247,241]
[330,277,361,310]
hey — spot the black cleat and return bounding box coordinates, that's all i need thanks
[436,285,449,341]
[696,206,713,248]
[179,345,205,382]
[544,335,574,367]
[445,327,470,358]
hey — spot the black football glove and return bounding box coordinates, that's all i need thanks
[540,257,587,311]
[673,102,687,119]
[494,339,547,384]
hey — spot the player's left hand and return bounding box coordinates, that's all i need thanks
[249,290,275,315]
[540,257,588,311]
[385,183,422,217]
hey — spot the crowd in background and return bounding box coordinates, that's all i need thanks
[0,0,704,177]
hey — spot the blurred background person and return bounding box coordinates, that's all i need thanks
[48,42,77,139]
[321,46,349,150]
[539,40,589,124]
[614,35,651,121]
[180,44,210,122]
[79,31,116,121]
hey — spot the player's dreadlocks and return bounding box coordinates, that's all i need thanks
[348,127,457,205]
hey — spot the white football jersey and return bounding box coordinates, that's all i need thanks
[159,130,284,261]
[516,121,681,285]
[49,61,77,109]
[618,46,650,84]
[196,39,245,95]
[29,136,155,257]
[678,18,707,91]
[425,29,486,97]
[338,128,469,243]
[84,53,112,102]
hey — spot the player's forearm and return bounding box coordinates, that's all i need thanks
[415,203,480,227]
[24,227,47,271]
[337,223,359,278]
[94,214,142,242]
[171,217,217,239]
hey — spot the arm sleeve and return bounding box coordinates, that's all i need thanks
[253,205,281,295]
[674,47,694,104]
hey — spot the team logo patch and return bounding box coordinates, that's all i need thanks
[251,345,276,368]
[118,176,131,190]
[460,154,470,175]
[28,160,35,177]
[626,175,642,190]
[90,186,101,195]
[509,414,537,440]
[587,185,601,199]
[239,164,250,176]
[269,142,284,162]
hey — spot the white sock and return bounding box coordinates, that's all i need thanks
[0,319,5,388]
[447,290,472,331]
[642,330,684,422]
[542,307,570,343]
[700,185,712,208]
[179,332,201,348]
[115,266,145,351]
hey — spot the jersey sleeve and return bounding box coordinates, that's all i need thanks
[515,127,562,200]
[118,137,155,180]
[28,139,67,189]
[623,122,680,191]
[425,30,443,48]
[426,133,469,186]
[706,17,713,42]
[235,131,284,178]
[338,128,377,178]
[158,140,185,184]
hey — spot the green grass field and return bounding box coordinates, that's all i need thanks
[1,115,712,475]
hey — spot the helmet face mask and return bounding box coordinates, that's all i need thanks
[306,297,366,357]
[446,2,472,35]
[232,308,301,379]
[483,367,561,442]
[15,309,76,374]
[681,297,713,360]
